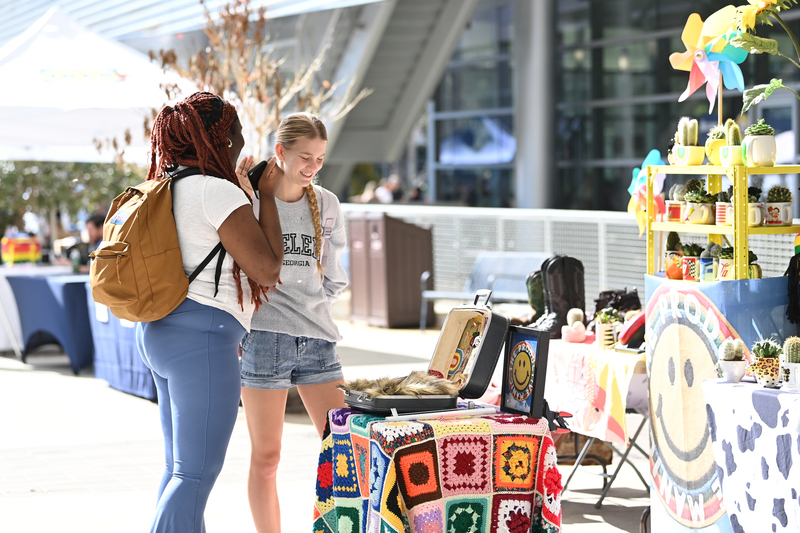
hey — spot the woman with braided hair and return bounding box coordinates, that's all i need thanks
[234,112,348,532]
[136,91,284,533]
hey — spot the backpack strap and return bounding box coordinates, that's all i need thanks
[168,166,227,297]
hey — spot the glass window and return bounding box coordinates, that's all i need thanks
[436,116,515,165]
[436,168,513,207]
[436,60,513,111]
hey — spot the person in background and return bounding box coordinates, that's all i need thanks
[235,112,348,533]
[136,91,284,533]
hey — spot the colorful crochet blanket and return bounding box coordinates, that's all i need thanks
[313,408,562,533]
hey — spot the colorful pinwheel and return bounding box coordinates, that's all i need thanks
[628,149,666,237]
[670,6,748,114]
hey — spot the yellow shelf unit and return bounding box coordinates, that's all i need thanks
[645,164,800,279]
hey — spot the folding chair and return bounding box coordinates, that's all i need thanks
[561,410,650,508]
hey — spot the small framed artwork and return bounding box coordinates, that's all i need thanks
[500,325,550,419]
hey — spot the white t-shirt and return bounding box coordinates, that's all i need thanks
[172,173,254,330]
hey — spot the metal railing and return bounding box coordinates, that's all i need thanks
[340,203,796,312]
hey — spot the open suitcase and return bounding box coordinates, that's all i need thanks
[341,290,510,415]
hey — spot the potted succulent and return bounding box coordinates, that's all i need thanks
[750,339,782,388]
[595,307,621,349]
[700,243,721,282]
[730,185,764,226]
[764,185,793,226]
[665,231,684,280]
[718,247,735,280]
[716,338,748,382]
[672,117,705,165]
[683,188,716,225]
[781,336,800,392]
[666,184,687,222]
[715,190,732,226]
[743,119,777,168]
[705,124,727,166]
[748,250,762,279]
[720,118,743,166]
[681,242,704,281]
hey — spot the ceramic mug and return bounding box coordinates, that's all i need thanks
[750,357,781,388]
[699,257,717,282]
[720,145,743,166]
[718,258,735,280]
[715,202,733,226]
[763,202,792,226]
[780,362,800,392]
[684,202,714,224]
[682,256,700,281]
[748,202,764,226]
[742,135,777,167]
[717,360,747,382]
[666,201,685,222]
[672,145,705,166]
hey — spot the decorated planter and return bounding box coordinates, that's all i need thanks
[763,202,792,226]
[705,138,726,166]
[666,200,685,222]
[719,145,743,166]
[781,362,800,392]
[742,135,777,167]
[683,201,714,224]
[682,256,700,282]
[748,202,764,226]
[672,145,705,166]
[749,264,763,279]
[664,250,683,271]
[595,322,620,350]
[717,360,748,382]
[750,357,781,388]
[715,202,733,226]
[699,257,717,282]
[718,258,735,281]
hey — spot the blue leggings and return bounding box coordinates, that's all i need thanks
[136,298,245,533]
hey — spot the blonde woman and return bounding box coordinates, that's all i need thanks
[235,113,348,532]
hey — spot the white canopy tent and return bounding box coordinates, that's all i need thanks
[0,7,195,164]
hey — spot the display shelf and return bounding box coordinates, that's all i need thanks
[645,164,800,279]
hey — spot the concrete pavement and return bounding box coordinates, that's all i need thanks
[0,300,650,532]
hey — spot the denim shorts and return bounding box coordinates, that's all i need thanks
[240,330,343,390]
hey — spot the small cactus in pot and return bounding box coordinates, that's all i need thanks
[717,337,747,381]
[721,118,743,166]
[743,119,777,167]
[751,339,782,387]
[673,117,705,165]
[764,185,794,226]
[782,337,800,391]
[680,243,704,281]
[706,124,727,165]
[665,231,683,278]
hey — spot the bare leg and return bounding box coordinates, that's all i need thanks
[297,379,346,439]
[242,387,288,533]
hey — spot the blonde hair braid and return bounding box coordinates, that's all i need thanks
[305,184,324,275]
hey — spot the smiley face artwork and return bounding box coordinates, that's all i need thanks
[506,341,536,409]
[646,284,741,529]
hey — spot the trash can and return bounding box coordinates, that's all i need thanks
[348,212,433,328]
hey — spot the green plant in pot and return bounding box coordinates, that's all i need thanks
[672,117,705,165]
[750,339,782,387]
[680,242,704,281]
[743,119,777,167]
[683,188,716,225]
[665,231,683,279]
[720,118,743,166]
[699,243,721,282]
[666,184,687,222]
[781,336,800,391]
[718,247,735,280]
[595,307,621,349]
[748,250,762,279]
[764,184,794,226]
[730,185,765,226]
[717,337,748,382]
[716,190,733,226]
[706,124,727,166]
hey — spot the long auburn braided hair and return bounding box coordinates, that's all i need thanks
[148,91,270,311]
[275,112,328,274]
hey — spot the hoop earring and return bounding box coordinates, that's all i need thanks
[227,138,233,148]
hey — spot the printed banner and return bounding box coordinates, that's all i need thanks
[644,275,799,532]
[544,339,644,445]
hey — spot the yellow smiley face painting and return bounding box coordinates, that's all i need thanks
[505,341,536,411]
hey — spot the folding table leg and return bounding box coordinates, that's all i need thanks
[594,416,649,509]
[561,436,595,492]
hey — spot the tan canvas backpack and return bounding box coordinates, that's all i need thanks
[89,168,225,322]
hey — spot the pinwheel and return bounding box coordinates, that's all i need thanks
[670,6,748,115]
[628,149,666,237]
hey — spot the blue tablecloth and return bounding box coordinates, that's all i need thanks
[85,282,155,400]
[6,274,93,374]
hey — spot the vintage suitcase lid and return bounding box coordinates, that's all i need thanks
[427,290,510,399]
